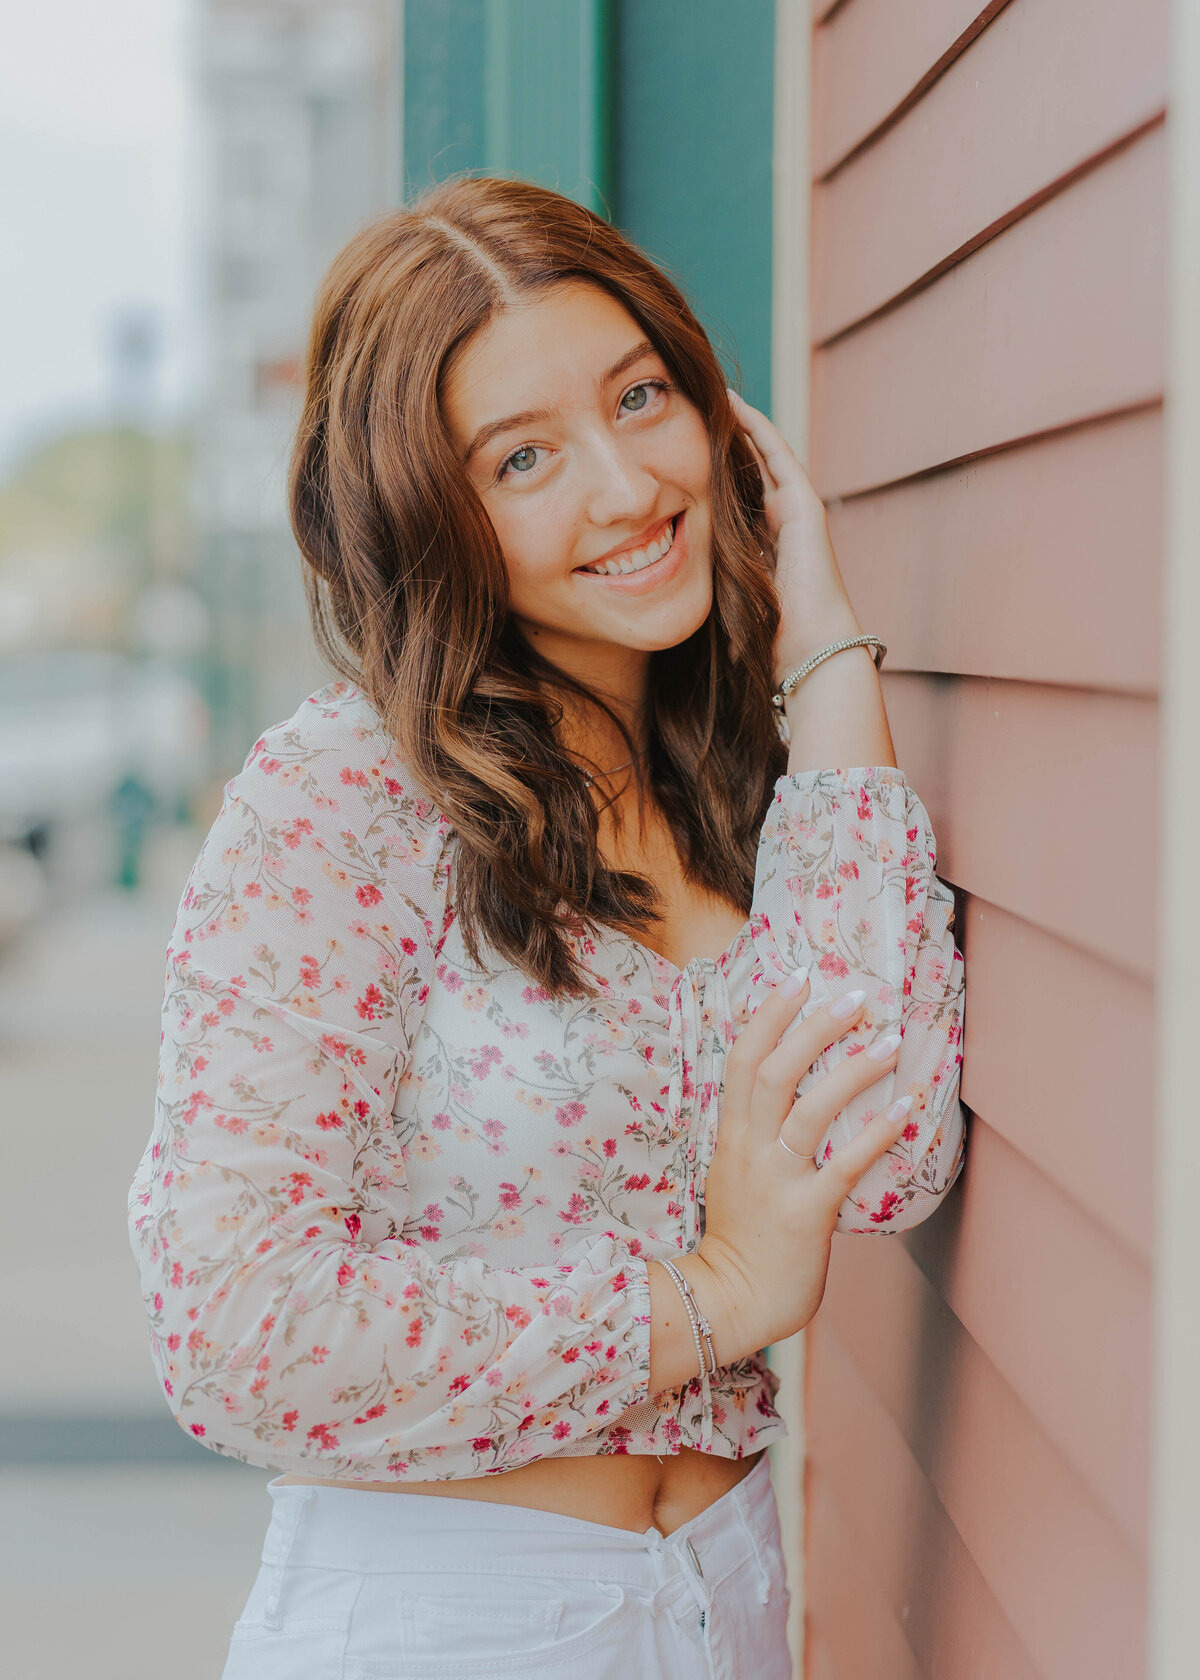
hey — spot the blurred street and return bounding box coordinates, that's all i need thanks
[0,827,275,1677]
[0,1465,273,1680]
[0,6,397,1669]
[1,826,201,1419]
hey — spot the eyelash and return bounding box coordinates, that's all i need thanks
[494,379,673,483]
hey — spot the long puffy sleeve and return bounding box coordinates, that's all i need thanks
[750,766,966,1233]
[126,702,652,1480]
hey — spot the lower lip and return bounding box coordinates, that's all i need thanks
[574,514,688,595]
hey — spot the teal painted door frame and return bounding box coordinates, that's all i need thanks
[401,0,774,409]
[483,0,614,214]
[402,0,614,214]
[614,1,775,410]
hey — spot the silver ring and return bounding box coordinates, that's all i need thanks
[777,1134,817,1161]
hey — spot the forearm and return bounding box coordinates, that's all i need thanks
[777,589,898,776]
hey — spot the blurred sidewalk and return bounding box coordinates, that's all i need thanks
[0,824,275,1678]
[0,825,206,1419]
[1,1464,273,1680]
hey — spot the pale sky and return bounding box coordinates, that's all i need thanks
[0,0,195,471]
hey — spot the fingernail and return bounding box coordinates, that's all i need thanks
[885,1095,914,1123]
[829,988,866,1019]
[868,1032,903,1061]
[782,966,810,996]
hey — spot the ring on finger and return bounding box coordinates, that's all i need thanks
[778,1133,818,1162]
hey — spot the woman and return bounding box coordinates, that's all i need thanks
[128,175,965,1678]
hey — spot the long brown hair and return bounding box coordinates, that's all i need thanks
[289,175,787,997]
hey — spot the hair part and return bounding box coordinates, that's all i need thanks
[289,175,786,998]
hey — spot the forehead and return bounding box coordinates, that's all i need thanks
[441,282,654,431]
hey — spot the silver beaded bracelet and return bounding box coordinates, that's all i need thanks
[771,635,887,712]
[658,1257,718,1380]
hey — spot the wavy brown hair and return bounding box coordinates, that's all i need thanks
[289,175,787,998]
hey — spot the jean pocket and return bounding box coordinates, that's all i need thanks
[343,1575,628,1678]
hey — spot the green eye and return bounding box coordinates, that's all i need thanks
[508,446,538,472]
[621,385,650,412]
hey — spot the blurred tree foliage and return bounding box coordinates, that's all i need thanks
[0,426,193,654]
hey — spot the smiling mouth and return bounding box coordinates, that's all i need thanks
[576,515,680,578]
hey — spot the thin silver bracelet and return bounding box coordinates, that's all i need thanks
[658,1257,718,1379]
[771,635,887,712]
[664,1265,706,1385]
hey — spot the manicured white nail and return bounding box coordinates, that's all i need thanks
[868,1032,903,1061]
[830,988,866,1019]
[782,965,810,996]
[885,1095,914,1123]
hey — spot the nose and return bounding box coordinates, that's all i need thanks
[579,425,660,530]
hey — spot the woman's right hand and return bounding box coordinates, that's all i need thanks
[680,968,914,1365]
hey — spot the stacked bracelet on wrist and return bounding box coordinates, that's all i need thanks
[658,1257,718,1381]
[771,634,887,712]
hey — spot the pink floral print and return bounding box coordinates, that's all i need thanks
[127,683,965,1480]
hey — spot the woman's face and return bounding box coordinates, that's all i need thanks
[442,282,714,681]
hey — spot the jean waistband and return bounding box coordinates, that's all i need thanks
[260,1453,777,1598]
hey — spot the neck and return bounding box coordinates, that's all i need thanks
[525,624,653,772]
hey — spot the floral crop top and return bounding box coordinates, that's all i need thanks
[127,682,966,1481]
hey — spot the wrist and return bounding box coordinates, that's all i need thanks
[680,1244,757,1369]
[780,641,880,717]
[773,604,866,688]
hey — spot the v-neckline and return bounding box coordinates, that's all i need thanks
[597,915,755,988]
[441,828,754,988]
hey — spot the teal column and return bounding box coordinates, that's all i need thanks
[482,0,615,214]
[613,0,775,411]
[402,0,487,195]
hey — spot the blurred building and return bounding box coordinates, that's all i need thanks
[195,0,401,777]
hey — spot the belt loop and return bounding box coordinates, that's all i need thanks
[262,1485,315,1630]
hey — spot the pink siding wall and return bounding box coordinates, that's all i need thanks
[802,2,1165,1674]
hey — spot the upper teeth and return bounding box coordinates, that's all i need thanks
[582,518,675,576]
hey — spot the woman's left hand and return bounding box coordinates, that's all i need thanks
[727,388,865,681]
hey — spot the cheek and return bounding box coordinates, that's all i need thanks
[486,496,576,598]
[660,411,714,498]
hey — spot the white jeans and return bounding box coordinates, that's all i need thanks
[220,1454,792,1679]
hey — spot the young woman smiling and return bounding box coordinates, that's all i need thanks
[129,176,966,1678]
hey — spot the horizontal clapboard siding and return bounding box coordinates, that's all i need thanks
[827,407,1162,695]
[884,674,1157,976]
[812,0,1013,177]
[958,899,1154,1258]
[813,0,1167,339]
[901,1120,1151,1552]
[809,1320,1145,1680]
[806,1466,928,1680]
[801,1,1164,1675]
[806,1455,1041,1680]
[811,120,1165,497]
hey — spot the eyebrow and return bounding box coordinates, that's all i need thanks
[461,338,661,466]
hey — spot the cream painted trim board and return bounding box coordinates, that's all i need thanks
[769,4,812,1677]
[387,0,404,208]
[772,0,812,462]
[1151,1,1200,1676]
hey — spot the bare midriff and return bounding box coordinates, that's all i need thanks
[277,1446,765,1537]
[278,814,762,1539]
